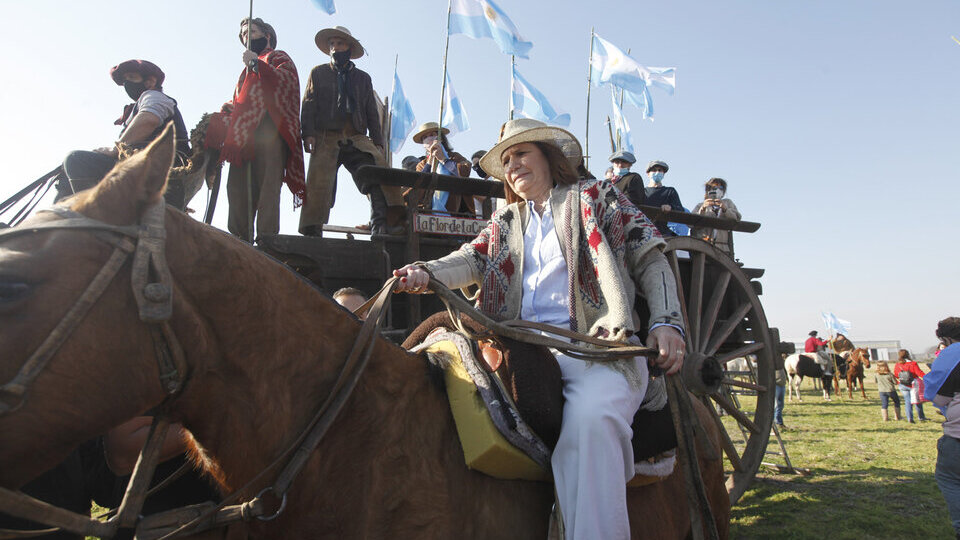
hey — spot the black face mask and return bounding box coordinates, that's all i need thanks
[332,50,351,66]
[472,162,488,179]
[123,80,146,101]
[250,37,268,54]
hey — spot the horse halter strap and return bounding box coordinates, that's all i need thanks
[0,202,186,415]
[0,201,192,538]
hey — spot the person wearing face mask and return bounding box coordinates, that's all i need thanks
[410,122,473,216]
[208,17,305,244]
[691,177,740,256]
[643,160,685,236]
[299,26,400,236]
[608,150,646,208]
[57,60,190,200]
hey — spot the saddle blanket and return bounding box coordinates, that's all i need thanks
[411,329,676,484]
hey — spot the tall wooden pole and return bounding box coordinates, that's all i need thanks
[585,28,595,171]
[430,0,453,173]
[245,0,255,244]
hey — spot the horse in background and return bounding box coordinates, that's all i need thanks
[844,348,871,399]
[784,352,836,401]
[0,126,730,539]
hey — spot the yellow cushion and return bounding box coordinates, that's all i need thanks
[427,340,551,482]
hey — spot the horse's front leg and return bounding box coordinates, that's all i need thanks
[860,376,867,399]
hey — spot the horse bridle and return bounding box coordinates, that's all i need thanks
[0,200,191,539]
[0,200,187,416]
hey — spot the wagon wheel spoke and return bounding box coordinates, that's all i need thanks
[666,250,687,321]
[710,391,760,434]
[699,396,745,473]
[716,342,765,366]
[698,271,731,352]
[688,251,705,349]
[704,301,753,358]
[721,378,767,393]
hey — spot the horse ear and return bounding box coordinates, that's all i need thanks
[72,123,175,224]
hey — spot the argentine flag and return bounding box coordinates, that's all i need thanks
[511,64,570,126]
[821,312,853,336]
[591,34,675,120]
[310,0,336,14]
[441,70,470,135]
[449,0,533,59]
[389,70,417,153]
[610,89,634,154]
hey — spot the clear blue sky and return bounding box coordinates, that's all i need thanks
[1,0,957,352]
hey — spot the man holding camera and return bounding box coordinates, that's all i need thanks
[691,177,740,255]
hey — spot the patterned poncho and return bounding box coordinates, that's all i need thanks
[424,179,683,343]
[206,48,306,206]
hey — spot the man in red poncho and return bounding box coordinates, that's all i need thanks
[208,17,306,243]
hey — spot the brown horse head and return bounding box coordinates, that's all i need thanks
[0,126,182,487]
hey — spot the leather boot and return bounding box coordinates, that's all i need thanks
[369,186,388,235]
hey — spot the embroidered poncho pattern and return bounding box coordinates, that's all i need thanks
[206,49,306,206]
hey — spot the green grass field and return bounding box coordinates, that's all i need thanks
[727,370,952,539]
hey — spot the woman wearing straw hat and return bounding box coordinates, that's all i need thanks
[393,118,685,539]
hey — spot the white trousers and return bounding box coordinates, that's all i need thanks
[551,354,648,540]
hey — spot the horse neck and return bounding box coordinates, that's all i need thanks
[162,215,423,492]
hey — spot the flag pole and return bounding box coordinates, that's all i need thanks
[605,116,615,153]
[432,0,453,172]
[385,54,398,166]
[585,27,595,171]
[509,55,515,120]
[244,0,255,244]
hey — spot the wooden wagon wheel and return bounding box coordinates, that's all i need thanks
[662,236,776,504]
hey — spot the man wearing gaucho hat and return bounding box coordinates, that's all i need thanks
[57,59,191,199]
[299,26,395,236]
[210,17,305,243]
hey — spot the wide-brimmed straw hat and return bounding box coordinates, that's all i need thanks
[110,59,165,87]
[479,118,582,182]
[315,26,365,58]
[411,122,450,144]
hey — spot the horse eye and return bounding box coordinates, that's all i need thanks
[0,282,29,303]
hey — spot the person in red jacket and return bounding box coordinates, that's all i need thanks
[893,349,928,423]
[804,330,828,353]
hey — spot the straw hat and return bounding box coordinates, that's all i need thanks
[110,59,165,87]
[314,26,365,59]
[411,122,450,144]
[478,118,582,182]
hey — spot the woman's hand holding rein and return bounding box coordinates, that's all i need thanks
[393,264,431,294]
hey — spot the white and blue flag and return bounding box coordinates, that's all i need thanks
[310,0,336,14]
[449,0,533,59]
[610,88,634,153]
[441,70,470,135]
[389,69,416,153]
[821,312,853,336]
[511,64,570,126]
[591,34,675,120]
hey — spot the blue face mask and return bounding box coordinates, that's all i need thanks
[613,166,630,176]
[649,171,665,184]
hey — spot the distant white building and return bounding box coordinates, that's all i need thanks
[789,339,901,362]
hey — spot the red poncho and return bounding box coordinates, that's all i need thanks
[206,48,306,207]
